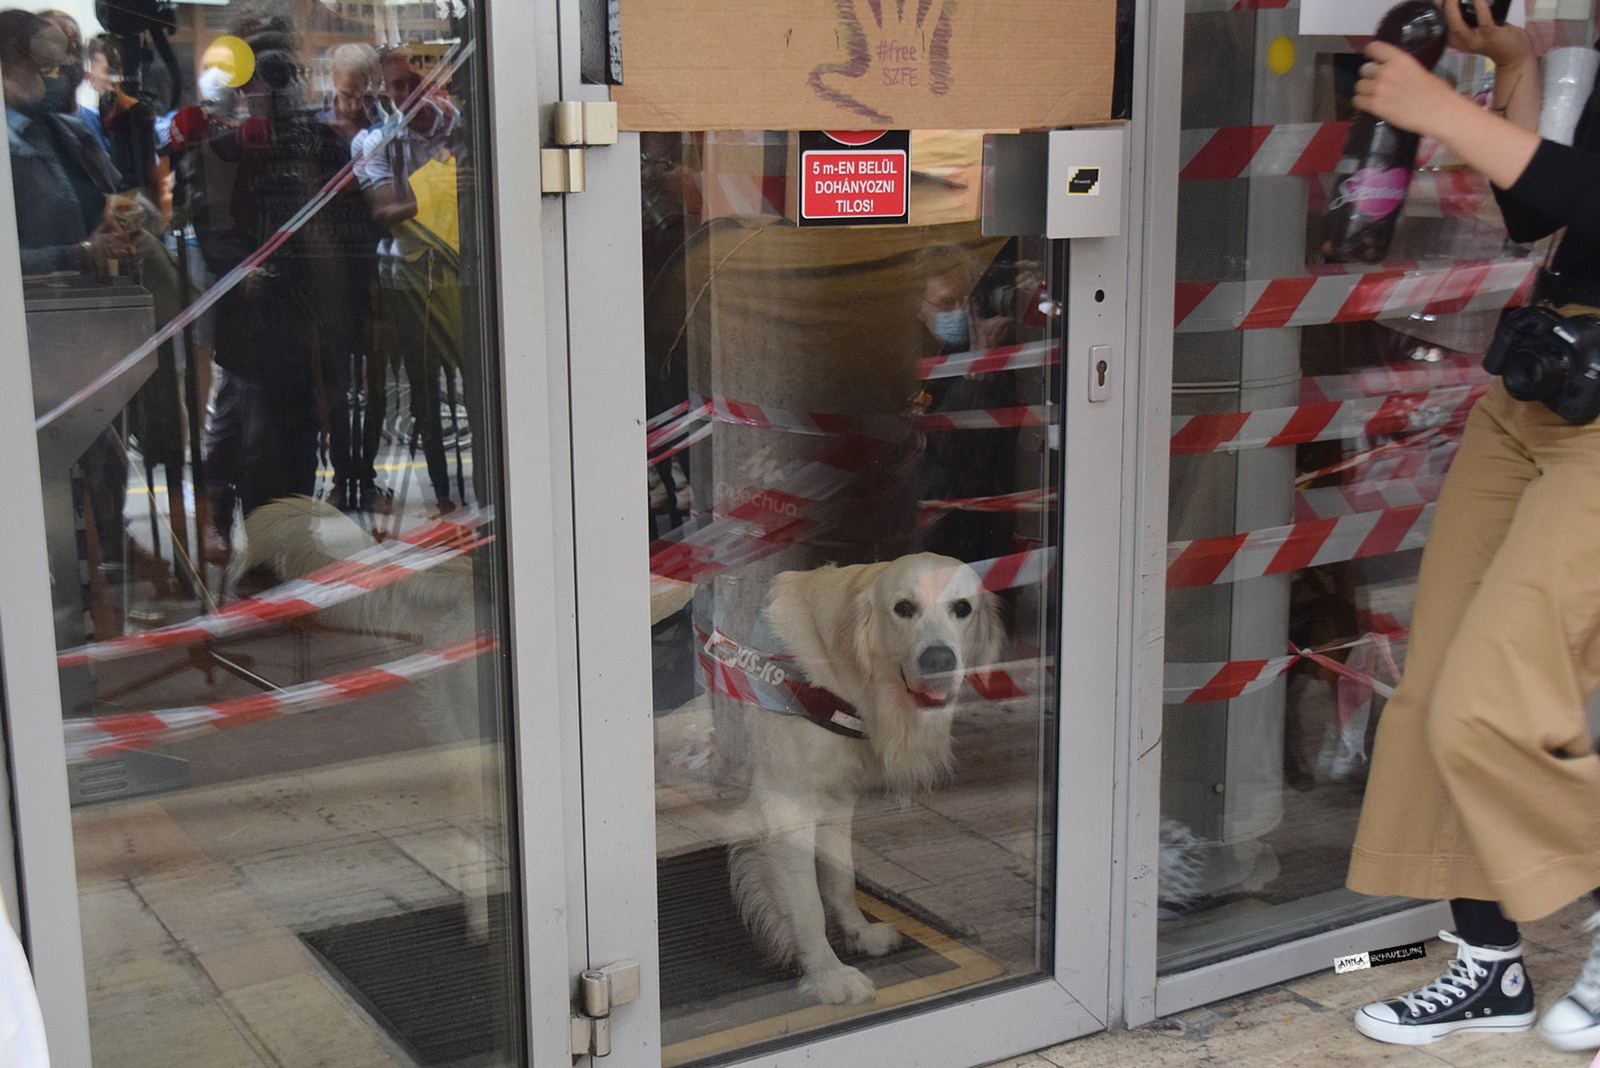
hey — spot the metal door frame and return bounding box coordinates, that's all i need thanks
[1120,0,1452,1027]
[547,5,1134,1065]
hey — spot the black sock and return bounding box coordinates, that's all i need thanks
[1450,897,1520,948]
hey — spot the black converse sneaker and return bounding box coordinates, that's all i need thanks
[1539,911,1600,1051]
[1354,931,1535,1044]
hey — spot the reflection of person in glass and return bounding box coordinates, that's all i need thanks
[2,8,140,588]
[352,44,463,515]
[1343,0,1600,1053]
[915,244,1024,563]
[316,42,384,513]
[82,32,161,208]
[1,9,133,276]
[186,16,349,553]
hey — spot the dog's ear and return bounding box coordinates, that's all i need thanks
[763,570,804,640]
[969,589,1005,675]
[846,582,883,684]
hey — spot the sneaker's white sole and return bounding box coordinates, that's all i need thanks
[1539,1021,1600,1052]
[1355,1009,1535,1045]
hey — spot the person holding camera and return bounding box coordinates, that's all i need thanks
[1342,0,1600,1052]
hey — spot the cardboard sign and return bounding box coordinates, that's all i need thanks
[612,0,1118,132]
[798,130,910,226]
[1300,0,1525,36]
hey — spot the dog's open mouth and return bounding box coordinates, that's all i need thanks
[901,670,955,709]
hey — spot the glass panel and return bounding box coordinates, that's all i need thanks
[9,2,523,1062]
[643,130,1063,1065]
[1159,7,1598,971]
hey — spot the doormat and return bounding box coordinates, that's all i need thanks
[300,895,516,1067]
[659,846,1002,1066]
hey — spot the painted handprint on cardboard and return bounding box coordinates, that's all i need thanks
[809,0,959,126]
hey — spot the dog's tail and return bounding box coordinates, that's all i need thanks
[727,843,800,969]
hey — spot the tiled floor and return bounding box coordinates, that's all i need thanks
[989,900,1600,1068]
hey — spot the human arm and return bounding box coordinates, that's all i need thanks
[352,127,417,227]
[1352,40,1540,192]
[1350,0,1600,242]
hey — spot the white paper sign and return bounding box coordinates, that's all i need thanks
[1301,0,1526,36]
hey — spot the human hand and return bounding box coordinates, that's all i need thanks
[1437,0,1533,70]
[968,299,1015,350]
[87,222,137,267]
[1354,41,1467,136]
[808,0,958,126]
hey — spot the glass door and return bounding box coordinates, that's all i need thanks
[0,2,577,1064]
[556,53,1131,1068]
[1156,0,1600,980]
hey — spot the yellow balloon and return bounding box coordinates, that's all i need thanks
[203,35,256,90]
[1268,36,1297,77]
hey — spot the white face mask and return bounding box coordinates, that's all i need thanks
[198,66,229,103]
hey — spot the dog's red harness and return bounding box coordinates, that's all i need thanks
[700,629,867,740]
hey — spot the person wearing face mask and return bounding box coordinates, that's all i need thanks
[914,243,1024,564]
[0,8,133,277]
[183,15,351,552]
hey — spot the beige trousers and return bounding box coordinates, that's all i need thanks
[1347,378,1600,922]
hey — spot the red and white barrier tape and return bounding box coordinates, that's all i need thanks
[1180,121,1350,182]
[646,402,711,453]
[700,637,1049,715]
[650,422,713,465]
[919,488,1056,522]
[36,42,475,432]
[1294,472,1446,522]
[691,391,1055,437]
[647,341,1059,461]
[648,401,691,431]
[1168,502,1432,588]
[1171,384,1485,455]
[1294,426,1458,487]
[1181,0,1292,12]
[64,634,495,763]
[918,339,1060,381]
[1175,258,1536,333]
[693,392,901,438]
[1177,120,1472,182]
[917,405,1056,432]
[1299,358,1491,403]
[649,437,892,586]
[1165,629,1405,704]
[57,509,492,667]
[970,547,1055,592]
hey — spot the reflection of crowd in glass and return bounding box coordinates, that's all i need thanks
[1,6,478,593]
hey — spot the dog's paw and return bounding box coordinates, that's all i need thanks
[800,963,876,1005]
[845,922,903,958]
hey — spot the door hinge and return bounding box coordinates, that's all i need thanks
[541,148,587,194]
[542,101,619,196]
[569,959,640,1058]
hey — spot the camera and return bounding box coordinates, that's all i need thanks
[1484,305,1600,423]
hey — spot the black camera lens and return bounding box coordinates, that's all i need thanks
[1499,346,1569,404]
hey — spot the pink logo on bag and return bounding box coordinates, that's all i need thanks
[1331,167,1409,219]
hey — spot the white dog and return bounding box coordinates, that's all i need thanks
[728,552,1002,1005]
[233,495,476,642]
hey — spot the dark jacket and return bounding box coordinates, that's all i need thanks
[6,108,121,275]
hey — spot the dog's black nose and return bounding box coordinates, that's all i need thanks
[918,644,957,675]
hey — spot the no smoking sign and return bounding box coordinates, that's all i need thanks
[798,130,911,227]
